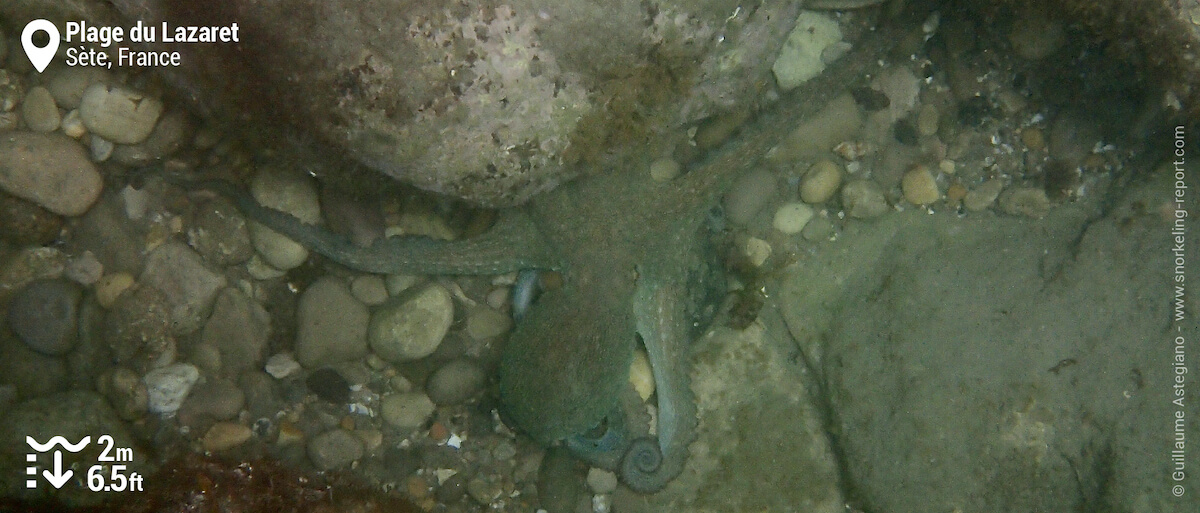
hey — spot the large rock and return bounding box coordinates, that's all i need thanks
[777,168,1198,513]
[67,0,818,206]
[0,132,102,216]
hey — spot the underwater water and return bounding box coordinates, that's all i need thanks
[0,1,1198,512]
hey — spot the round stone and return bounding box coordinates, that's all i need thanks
[998,187,1052,218]
[142,363,200,414]
[97,367,148,421]
[465,307,512,341]
[426,359,485,405]
[369,284,454,363]
[201,422,253,452]
[46,67,111,109]
[381,391,436,431]
[21,86,60,133]
[587,468,619,494]
[308,429,364,470]
[60,110,86,138]
[841,179,889,219]
[78,82,163,144]
[800,160,842,204]
[649,158,681,182]
[180,378,245,422]
[89,134,114,162]
[7,278,82,356]
[772,202,815,235]
[901,165,940,205]
[350,275,389,306]
[94,272,134,308]
[0,132,102,216]
[963,179,1005,212]
[295,276,370,368]
[629,348,655,402]
[264,353,302,379]
[916,104,939,136]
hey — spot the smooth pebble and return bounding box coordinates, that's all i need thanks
[963,179,1005,212]
[587,468,619,494]
[426,359,485,405]
[180,378,245,422]
[381,391,436,430]
[264,353,302,379]
[200,287,270,376]
[89,134,114,161]
[78,82,163,144]
[351,275,389,306]
[0,132,103,216]
[773,202,814,235]
[649,158,681,182]
[308,429,364,470]
[369,284,454,363]
[629,348,654,401]
[7,278,82,356]
[296,276,369,368]
[201,422,252,452]
[800,160,842,204]
[61,110,86,138]
[466,307,512,341]
[21,86,60,133]
[95,272,135,308]
[902,166,940,205]
[743,237,771,267]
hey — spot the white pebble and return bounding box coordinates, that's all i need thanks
[89,134,114,162]
[60,109,86,138]
[628,348,654,401]
[743,237,771,267]
[264,353,302,379]
[143,363,200,414]
[772,202,814,235]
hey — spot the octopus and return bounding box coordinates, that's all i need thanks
[186,10,902,493]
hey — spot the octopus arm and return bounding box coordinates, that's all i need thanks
[173,178,561,275]
[621,274,698,493]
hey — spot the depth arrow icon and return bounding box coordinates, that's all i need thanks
[42,451,72,489]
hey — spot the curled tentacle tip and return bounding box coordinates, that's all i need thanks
[620,436,667,493]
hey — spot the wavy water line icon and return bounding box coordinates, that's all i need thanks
[27,436,91,453]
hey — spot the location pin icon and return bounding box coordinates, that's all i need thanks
[22,20,60,73]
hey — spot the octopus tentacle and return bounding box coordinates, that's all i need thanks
[171,178,561,275]
[622,273,698,492]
